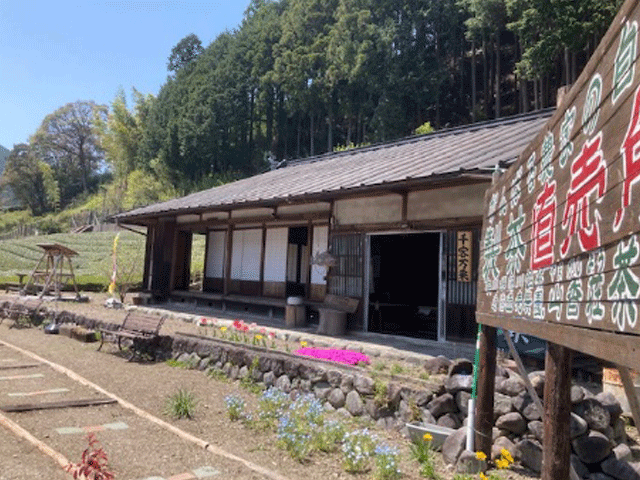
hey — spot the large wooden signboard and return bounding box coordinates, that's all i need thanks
[477,0,640,371]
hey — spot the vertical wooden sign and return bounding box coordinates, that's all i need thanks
[456,230,473,282]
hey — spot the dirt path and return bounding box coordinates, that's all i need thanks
[0,323,438,480]
[0,333,279,480]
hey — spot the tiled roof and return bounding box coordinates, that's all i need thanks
[115,109,553,222]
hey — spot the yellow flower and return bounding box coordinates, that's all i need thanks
[475,451,487,461]
[500,448,513,464]
[422,433,433,442]
[496,458,509,469]
[300,341,308,347]
[220,326,227,332]
[479,473,488,480]
[255,334,263,340]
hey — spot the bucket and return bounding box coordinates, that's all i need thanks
[602,367,640,416]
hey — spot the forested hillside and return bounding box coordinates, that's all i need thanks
[0,0,623,226]
[139,0,623,186]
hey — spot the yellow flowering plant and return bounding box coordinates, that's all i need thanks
[495,448,514,470]
[410,431,440,479]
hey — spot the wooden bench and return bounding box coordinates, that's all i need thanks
[316,294,360,336]
[1,297,45,329]
[97,311,165,361]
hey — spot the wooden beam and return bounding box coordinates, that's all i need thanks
[477,312,640,371]
[542,343,573,480]
[475,324,496,456]
[259,226,267,295]
[1,397,117,413]
[618,366,640,433]
[0,364,40,371]
[223,225,233,296]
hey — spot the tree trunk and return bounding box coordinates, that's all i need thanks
[310,113,315,157]
[296,114,302,158]
[327,97,333,153]
[435,31,441,128]
[266,87,274,154]
[277,91,286,159]
[494,35,501,119]
[483,37,490,119]
[249,88,255,152]
[472,40,477,123]
[564,46,570,86]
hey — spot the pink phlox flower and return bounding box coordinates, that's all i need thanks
[294,348,370,365]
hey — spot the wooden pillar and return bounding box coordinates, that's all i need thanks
[542,343,573,480]
[260,226,267,295]
[475,324,497,455]
[142,224,154,291]
[223,224,233,295]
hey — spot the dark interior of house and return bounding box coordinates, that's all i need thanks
[368,233,440,340]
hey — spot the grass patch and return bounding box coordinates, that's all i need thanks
[164,389,197,419]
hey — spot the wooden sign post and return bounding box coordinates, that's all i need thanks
[476,1,640,478]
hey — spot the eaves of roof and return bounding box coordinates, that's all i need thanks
[114,109,554,224]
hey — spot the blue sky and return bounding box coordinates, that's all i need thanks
[0,1,251,150]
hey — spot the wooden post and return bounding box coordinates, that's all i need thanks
[542,343,573,480]
[618,366,640,433]
[223,225,233,295]
[475,324,497,455]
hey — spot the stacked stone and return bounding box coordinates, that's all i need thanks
[432,359,640,479]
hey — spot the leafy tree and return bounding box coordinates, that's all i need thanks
[507,0,622,82]
[168,33,204,73]
[1,144,59,215]
[95,88,154,183]
[31,101,107,205]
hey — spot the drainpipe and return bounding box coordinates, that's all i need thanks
[466,323,482,451]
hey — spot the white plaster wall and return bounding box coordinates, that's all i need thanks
[205,230,226,278]
[264,228,288,282]
[334,195,403,225]
[407,183,488,220]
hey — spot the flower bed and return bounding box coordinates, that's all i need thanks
[294,347,370,366]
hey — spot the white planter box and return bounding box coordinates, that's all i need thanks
[406,422,455,451]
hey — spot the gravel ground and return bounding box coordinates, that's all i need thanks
[0,293,541,480]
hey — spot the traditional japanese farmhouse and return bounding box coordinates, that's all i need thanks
[114,110,552,347]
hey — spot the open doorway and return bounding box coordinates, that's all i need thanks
[368,232,441,340]
[286,226,309,297]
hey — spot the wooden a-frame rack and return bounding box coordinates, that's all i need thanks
[21,243,81,300]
